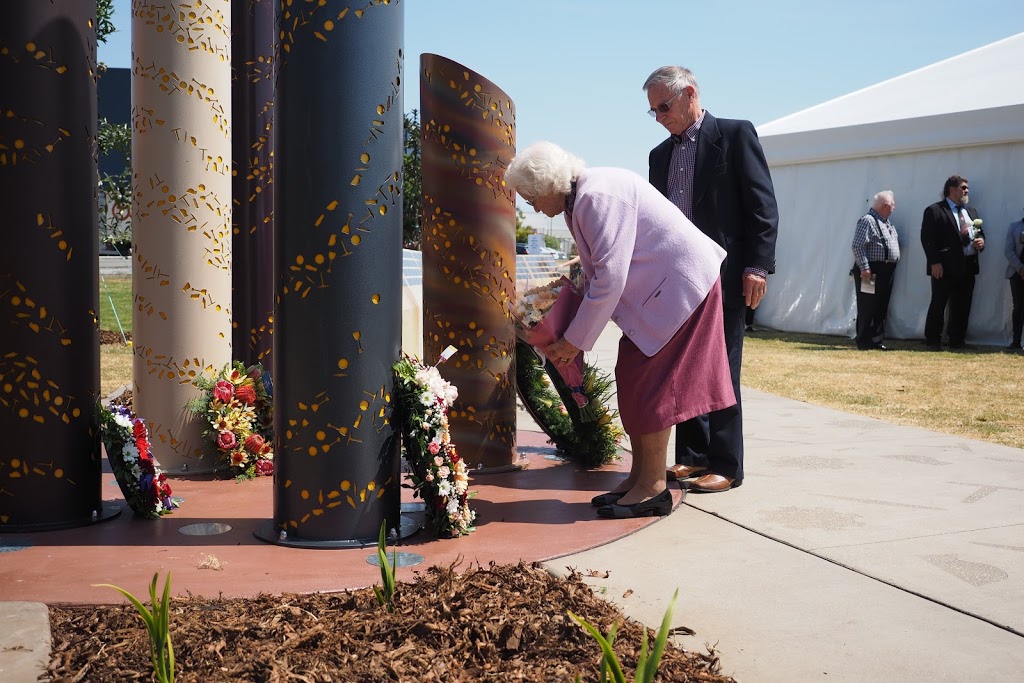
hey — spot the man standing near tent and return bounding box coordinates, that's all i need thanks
[643,66,778,493]
[921,175,985,350]
[852,191,900,350]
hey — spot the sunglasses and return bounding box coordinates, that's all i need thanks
[647,91,682,118]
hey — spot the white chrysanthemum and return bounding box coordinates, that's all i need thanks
[446,498,461,516]
[113,413,133,430]
[436,479,452,498]
[123,443,139,463]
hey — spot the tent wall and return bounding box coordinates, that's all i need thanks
[758,141,1024,346]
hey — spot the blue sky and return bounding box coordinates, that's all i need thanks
[99,0,1022,223]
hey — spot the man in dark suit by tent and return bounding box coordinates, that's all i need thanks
[643,66,778,493]
[920,175,985,350]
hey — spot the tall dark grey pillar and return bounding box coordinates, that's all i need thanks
[232,0,275,367]
[0,3,102,530]
[261,0,403,547]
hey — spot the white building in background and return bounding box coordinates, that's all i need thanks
[755,32,1024,346]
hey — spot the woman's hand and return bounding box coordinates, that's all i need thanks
[545,338,581,365]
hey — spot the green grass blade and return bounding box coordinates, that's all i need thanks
[641,588,678,683]
[94,583,155,630]
[568,611,626,683]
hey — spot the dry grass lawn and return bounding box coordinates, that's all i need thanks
[743,330,1024,449]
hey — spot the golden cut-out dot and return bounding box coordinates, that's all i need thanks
[314,254,325,265]
[371,294,380,304]
[301,489,310,499]
[360,153,370,163]
[295,254,304,264]
[351,235,361,245]
[359,400,368,410]
[324,19,334,30]
[14,139,25,149]
[352,331,361,340]
[3,383,12,392]
[307,446,317,456]
[341,480,351,491]
[25,42,36,51]
[379,206,386,216]
[18,408,29,418]
[55,469,63,478]
[337,358,348,369]
[316,430,326,441]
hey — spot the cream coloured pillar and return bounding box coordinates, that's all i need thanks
[131,1,232,473]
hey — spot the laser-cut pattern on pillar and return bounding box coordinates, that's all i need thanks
[420,54,518,470]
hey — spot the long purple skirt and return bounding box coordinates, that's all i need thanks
[615,279,735,435]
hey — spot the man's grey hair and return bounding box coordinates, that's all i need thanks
[872,190,895,210]
[505,142,586,199]
[642,66,701,98]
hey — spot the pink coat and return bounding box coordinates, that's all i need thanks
[562,167,726,357]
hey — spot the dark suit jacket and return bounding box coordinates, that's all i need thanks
[649,112,779,305]
[920,200,981,277]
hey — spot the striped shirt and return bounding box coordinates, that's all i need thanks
[666,110,767,280]
[852,208,900,271]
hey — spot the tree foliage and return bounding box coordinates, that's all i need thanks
[402,110,422,249]
[95,0,132,245]
[96,0,116,44]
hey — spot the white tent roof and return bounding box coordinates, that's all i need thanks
[758,33,1024,166]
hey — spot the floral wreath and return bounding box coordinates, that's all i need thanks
[393,349,475,538]
[514,340,623,468]
[188,361,274,480]
[99,403,178,518]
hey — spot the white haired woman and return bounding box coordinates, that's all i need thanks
[505,142,736,518]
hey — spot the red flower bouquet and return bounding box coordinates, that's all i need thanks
[189,361,274,479]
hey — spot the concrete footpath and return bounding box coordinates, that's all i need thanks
[4,319,1023,681]
[540,324,1024,681]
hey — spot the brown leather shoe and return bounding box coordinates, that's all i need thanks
[687,473,740,493]
[666,464,707,481]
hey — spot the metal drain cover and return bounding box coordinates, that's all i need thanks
[366,551,425,568]
[0,541,32,553]
[178,522,233,536]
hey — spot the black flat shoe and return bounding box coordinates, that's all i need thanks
[591,491,626,507]
[597,489,672,518]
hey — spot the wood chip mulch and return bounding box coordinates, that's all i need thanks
[45,562,732,682]
[99,330,132,346]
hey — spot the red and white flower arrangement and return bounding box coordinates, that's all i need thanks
[99,403,178,518]
[393,348,475,537]
[189,361,274,479]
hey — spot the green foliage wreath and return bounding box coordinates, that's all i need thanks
[514,341,623,468]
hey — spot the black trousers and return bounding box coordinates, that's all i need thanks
[1010,273,1024,346]
[674,302,745,481]
[925,271,975,347]
[854,261,897,348]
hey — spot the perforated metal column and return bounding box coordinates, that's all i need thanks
[131,0,234,474]
[231,0,275,367]
[420,54,520,471]
[0,2,102,530]
[265,0,403,547]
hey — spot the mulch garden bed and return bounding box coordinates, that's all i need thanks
[100,330,132,345]
[45,562,731,682]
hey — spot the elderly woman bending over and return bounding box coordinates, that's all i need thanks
[505,142,735,518]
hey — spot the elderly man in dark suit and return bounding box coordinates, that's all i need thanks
[920,175,985,350]
[643,66,778,493]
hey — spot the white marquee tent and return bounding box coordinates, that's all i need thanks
[755,33,1024,345]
